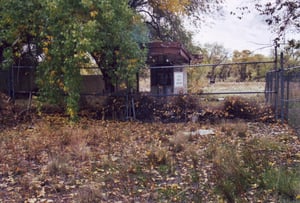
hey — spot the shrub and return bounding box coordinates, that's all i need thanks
[223,96,274,121]
[152,95,200,122]
[224,97,257,119]
[116,94,201,122]
[134,95,155,121]
[103,95,126,120]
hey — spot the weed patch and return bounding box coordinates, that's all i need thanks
[0,119,299,202]
[47,154,71,177]
[262,167,300,201]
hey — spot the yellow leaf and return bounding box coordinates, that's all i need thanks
[42,47,48,55]
[90,10,98,18]
[50,70,56,77]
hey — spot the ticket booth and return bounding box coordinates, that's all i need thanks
[148,42,191,95]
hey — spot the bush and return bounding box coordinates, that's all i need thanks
[224,97,256,119]
[102,94,201,122]
[223,96,274,121]
[152,95,200,122]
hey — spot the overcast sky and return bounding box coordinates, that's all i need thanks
[186,0,300,56]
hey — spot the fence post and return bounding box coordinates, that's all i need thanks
[280,52,284,123]
[274,42,279,120]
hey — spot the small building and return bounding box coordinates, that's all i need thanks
[147,41,192,95]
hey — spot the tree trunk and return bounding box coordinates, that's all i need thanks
[239,64,247,82]
[101,69,115,94]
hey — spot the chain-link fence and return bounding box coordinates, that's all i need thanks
[266,65,300,135]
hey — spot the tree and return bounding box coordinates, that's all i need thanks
[90,0,148,93]
[129,0,224,50]
[232,50,252,81]
[0,0,44,68]
[201,43,229,64]
[254,1,300,35]
[201,43,229,82]
[231,50,273,81]
[282,40,300,67]
[253,1,300,68]
[0,0,148,120]
[234,1,299,43]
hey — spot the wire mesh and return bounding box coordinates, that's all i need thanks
[266,66,300,135]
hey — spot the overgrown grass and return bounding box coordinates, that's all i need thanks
[262,167,300,201]
[207,131,300,202]
[1,118,299,202]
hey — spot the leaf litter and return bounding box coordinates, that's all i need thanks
[0,116,299,202]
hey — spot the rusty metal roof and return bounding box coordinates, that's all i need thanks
[147,41,192,66]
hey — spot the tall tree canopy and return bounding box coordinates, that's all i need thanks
[0,0,225,119]
[0,0,148,120]
[129,0,224,50]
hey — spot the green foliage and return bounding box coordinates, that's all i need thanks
[208,134,300,202]
[90,0,148,91]
[211,143,252,202]
[262,167,300,200]
[130,0,224,50]
[35,0,92,120]
[232,50,273,81]
[187,65,212,93]
[0,0,43,67]
[0,0,148,120]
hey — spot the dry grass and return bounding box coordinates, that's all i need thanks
[0,117,299,202]
[203,82,265,93]
[139,77,266,98]
[220,120,248,137]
